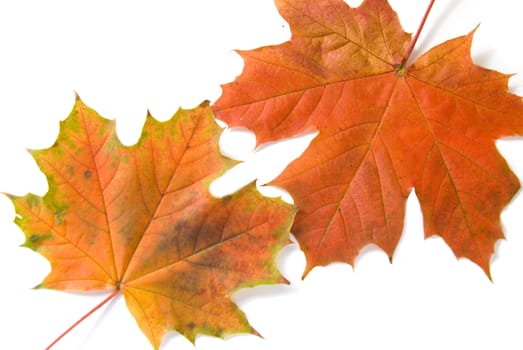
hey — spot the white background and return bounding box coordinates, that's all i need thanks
[1,0,523,349]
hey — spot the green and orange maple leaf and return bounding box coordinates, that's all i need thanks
[213,0,523,276]
[10,98,295,348]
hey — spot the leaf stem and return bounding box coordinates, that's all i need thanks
[45,289,119,350]
[400,0,436,67]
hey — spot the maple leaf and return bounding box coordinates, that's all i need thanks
[10,98,295,348]
[213,0,523,277]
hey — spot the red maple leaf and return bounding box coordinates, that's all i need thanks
[213,0,523,276]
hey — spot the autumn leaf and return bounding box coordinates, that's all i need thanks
[10,98,295,349]
[213,0,523,277]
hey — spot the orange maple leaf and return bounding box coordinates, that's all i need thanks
[213,0,523,277]
[10,98,295,348]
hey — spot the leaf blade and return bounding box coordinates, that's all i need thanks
[213,0,523,276]
[12,99,296,348]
